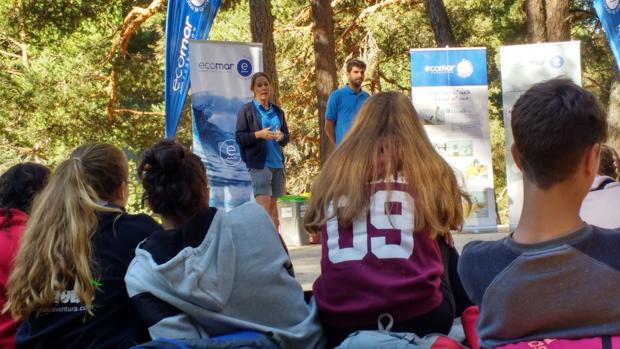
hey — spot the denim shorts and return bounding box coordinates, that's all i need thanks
[249,167,285,197]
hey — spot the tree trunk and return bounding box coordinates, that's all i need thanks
[545,0,570,42]
[16,0,28,66]
[424,0,457,47]
[250,0,279,103]
[525,0,546,43]
[311,0,337,164]
[608,74,620,152]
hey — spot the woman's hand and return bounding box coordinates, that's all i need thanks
[255,127,275,140]
[274,128,284,142]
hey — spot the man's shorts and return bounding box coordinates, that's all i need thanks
[249,167,285,197]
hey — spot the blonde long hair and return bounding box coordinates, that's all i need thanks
[5,143,128,320]
[305,92,470,237]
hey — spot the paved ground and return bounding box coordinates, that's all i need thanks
[289,231,509,290]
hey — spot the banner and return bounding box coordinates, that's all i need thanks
[164,0,221,138]
[594,0,620,72]
[500,41,581,226]
[410,48,497,232]
[189,41,263,210]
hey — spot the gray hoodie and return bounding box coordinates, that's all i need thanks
[125,202,325,349]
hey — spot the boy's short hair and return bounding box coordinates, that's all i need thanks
[511,78,608,189]
[346,59,366,73]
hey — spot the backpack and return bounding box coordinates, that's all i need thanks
[334,313,467,349]
[131,331,281,349]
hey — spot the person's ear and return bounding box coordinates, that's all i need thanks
[511,144,524,171]
[584,143,601,177]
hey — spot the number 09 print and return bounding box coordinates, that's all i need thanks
[325,190,415,264]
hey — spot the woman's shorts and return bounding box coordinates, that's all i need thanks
[249,167,285,197]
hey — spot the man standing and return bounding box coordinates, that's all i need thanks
[325,59,369,146]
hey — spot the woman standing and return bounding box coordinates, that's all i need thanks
[5,143,161,349]
[0,163,50,349]
[236,72,289,228]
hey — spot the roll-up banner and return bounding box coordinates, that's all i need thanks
[189,41,263,210]
[164,0,221,138]
[500,41,581,227]
[594,0,620,72]
[410,47,497,232]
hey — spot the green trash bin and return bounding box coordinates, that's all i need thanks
[277,195,309,247]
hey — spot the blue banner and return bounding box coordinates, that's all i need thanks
[410,49,488,87]
[594,0,620,72]
[164,0,221,138]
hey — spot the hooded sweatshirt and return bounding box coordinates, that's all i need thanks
[15,209,160,349]
[0,209,28,349]
[125,202,325,349]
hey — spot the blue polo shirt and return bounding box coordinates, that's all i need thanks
[252,99,283,169]
[325,85,370,145]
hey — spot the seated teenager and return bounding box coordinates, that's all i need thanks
[458,78,620,349]
[304,92,471,348]
[581,144,620,228]
[124,140,324,349]
[4,143,161,349]
[0,163,50,349]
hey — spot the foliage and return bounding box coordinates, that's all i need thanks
[0,0,616,223]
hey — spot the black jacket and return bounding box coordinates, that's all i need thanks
[235,101,289,169]
[15,209,161,349]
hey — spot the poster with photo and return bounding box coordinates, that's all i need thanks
[411,47,497,231]
[189,41,263,210]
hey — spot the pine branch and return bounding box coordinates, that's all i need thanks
[114,109,165,116]
[379,71,408,91]
[339,0,416,42]
[106,0,166,62]
[0,49,21,59]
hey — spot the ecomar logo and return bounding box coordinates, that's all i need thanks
[172,16,196,92]
[549,55,565,69]
[187,0,208,12]
[605,0,619,13]
[424,64,456,74]
[456,59,474,78]
[237,59,253,77]
[198,61,234,72]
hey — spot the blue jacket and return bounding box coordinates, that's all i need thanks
[236,102,289,169]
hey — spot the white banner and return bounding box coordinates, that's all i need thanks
[500,41,581,226]
[189,41,263,210]
[410,47,497,232]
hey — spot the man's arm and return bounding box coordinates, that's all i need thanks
[325,92,338,146]
[325,119,336,146]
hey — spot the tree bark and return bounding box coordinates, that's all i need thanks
[424,0,457,47]
[525,0,546,43]
[311,0,337,163]
[107,0,166,62]
[608,73,620,151]
[16,0,28,66]
[545,0,570,42]
[250,0,280,103]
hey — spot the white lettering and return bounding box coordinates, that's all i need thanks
[424,65,456,74]
[326,190,415,263]
[172,16,194,92]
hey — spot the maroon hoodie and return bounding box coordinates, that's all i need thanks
[313,181,444,327]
